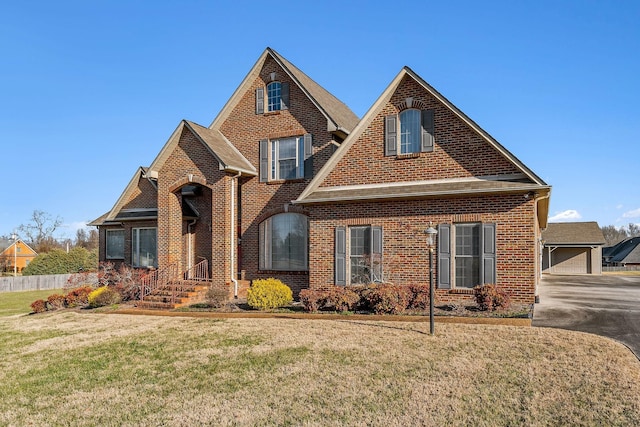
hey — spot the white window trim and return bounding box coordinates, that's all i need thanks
[270,136,304,181]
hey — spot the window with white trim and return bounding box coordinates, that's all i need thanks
[438,223,496,289]
[385,108,434,156]
[259,134,313,182]
[267,82,281,112]
[132,227,157,268]
[259,213,308,271]
[256,81,289,114]
[335,226,383,286]
[106,229,124,259]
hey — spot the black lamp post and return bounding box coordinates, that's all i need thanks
[424,225,438,335]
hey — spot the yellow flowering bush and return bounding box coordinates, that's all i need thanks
[88,286,122,308]
[247,278,293,310]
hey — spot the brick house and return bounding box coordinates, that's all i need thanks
[91,48,550,307]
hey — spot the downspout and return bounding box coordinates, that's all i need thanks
[230,172,242,298]
[533,191,551,302]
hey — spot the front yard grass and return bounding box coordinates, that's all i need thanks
[0,289,64,317]
[1,311,639,426]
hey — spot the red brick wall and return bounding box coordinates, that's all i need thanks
[219,55,339,294]
[121,174,157,210]
[309,195,537,304]
[322,75,521,187]
[156,127,230,284]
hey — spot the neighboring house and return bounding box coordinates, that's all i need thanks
[91,47,551,307]
[0,238,38,273]
[603,237,640,267]
[542,222,605,275]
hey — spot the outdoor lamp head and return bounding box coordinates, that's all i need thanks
[424,225,437,247]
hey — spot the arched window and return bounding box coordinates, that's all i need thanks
[399,109,421,154]
[267,81,282,112]
[259,213,308,271]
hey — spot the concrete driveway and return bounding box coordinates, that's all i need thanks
[532,274,640,359]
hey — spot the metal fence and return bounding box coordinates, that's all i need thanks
[0,274,72,292]
[603,266,640,272]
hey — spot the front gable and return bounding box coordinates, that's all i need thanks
[297,67,550,208]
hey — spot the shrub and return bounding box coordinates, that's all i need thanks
[22,247,97,276]
[97,263,144,301]
[363,284,411,314]
[247,278,293,310]
[299,289,325,312]
[46,293,67,310]
[474,284,511,311]
[331,288,360,312]
[30,299,47,313]
[408,284,431,310]
[88,286,122,308]
[65,286,93,307]
[206,286,229,308]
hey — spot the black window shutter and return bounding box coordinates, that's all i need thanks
[256,87,264,114]
[371,226,383,283]
[335,227,346,286]
[259,139,268,182]
[385,115,397,156]
[482,223,497,284]
[421,109,434,152]
[437,224,451,289]
[303,133,313,179]
[281,82,290,110]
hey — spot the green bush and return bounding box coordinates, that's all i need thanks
[88,286,122,308]
[247,278,293,310]
[22,247,98,276]
[473,284,511,311]
[205,286,229,308]
[30,299,47,313]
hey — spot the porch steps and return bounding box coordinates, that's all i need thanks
[136,280,210,310]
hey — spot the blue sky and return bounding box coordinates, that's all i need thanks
[1,0,639,240]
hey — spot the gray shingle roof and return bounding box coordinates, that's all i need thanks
[296,177,549,204]
[603,237,640,264]
[542,222,606,245]
[184,121,256,174]
[270,48,359,134]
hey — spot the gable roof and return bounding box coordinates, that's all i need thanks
[89,166,152,225]
[542,222,606,246]
[0,239,38,256]
[209,47,359,136]
[296,66,550,206]
[603,237,640,264]
[148,120,257,179]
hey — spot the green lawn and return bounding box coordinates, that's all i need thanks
[0,289,64,317]
[1,309,639,426]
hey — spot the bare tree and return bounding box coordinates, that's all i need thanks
[628,223,640,237]
[18,210,63,253]
[601,225,628,246]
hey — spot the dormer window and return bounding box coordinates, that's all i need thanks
[385,108,434,156]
